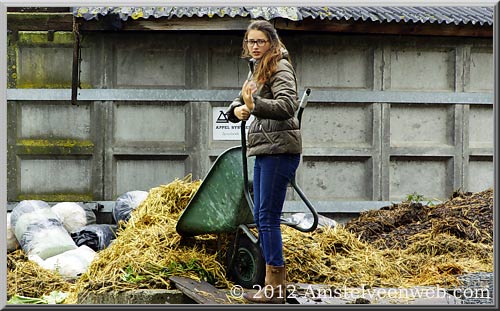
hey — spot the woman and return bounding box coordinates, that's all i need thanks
[225,19,301,304]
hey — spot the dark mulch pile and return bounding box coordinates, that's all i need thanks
[344,189,493,249]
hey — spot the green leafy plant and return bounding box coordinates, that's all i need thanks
[406,192,425,203]
[7,295,47,304]
[7,291,68,304]
[405,192,440,207]
[120,265,145,283]
[160,259,215,283]
[120,259,215,286]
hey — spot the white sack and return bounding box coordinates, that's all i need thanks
[51,202,96,233]
[7,212,20,251]
[11,200,77,259]
[29,245,97,278]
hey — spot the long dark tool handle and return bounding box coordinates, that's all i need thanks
[241,60,255,214]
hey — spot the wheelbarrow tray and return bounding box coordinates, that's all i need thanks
[176,146,255,237]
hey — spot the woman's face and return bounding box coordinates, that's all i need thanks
[246,29,270,60]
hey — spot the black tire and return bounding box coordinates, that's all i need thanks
[226,234,265,289]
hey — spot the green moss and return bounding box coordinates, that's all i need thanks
[7,33,17,88]
[18,193,94,202]
[19,139,94,148]
[17,139,94,155]
[18,31,74,45]
[15,82,93,89]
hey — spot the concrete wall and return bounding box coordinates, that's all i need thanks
[7,30,494,212]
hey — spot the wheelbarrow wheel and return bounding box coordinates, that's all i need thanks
[226,234,265,289]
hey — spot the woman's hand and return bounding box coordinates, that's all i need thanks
[242,80,257,111]
[234,105,251,121]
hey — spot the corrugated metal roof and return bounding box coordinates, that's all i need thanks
[73,6,494,26]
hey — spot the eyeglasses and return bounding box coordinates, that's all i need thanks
[245,39,268,47]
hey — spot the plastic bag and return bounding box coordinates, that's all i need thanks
[29,245,96,278]
[283,213,338,229]
[10,200,56,230]
[7,212,20,252]
[112,190,148,224]
[71,224,118,251]
[51,202,97,233]
[10,200,77,260]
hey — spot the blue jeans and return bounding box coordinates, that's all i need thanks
[253,153,301,266]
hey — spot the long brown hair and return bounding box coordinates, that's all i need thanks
[242,20,290,85]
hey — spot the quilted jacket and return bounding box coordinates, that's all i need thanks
[225,50,302,157]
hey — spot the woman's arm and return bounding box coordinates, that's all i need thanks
[251,59,298,120]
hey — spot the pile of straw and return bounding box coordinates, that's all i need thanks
[68,175,237,303]
[7,180,493,303]
[283,225,492,289]
[7,249,74,299]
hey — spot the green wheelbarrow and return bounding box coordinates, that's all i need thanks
[176,89,319,288]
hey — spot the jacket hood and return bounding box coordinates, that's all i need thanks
[281,48,289,59]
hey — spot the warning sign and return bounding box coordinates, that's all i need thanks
[212,107,254,141]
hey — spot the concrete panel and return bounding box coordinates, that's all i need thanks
[18,46,71,87]
[389,158,451,201]
[389,48,455,91]
[301,157,371,200]
[19,102,91,139]
[114,103,186,142]
[208,47,248,88]
[301,103,372,147]
[469,105,493,148]
[390,104,453,146]
[20,157,92,193]
[17,46,90,88]
[115,158,186,197]
[7,32,495,208]
[467,49,494,92]
[467,158,493,192]
[301,46,372,89]
[116,47,186,87]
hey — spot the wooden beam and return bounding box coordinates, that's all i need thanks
[71,15,81,106]
[7,13,74,31]
[169,276,239,304]
[7,7,70,13]
[274,18,493,37]
[119,16,249,31]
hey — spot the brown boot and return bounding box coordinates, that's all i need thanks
[243,265,286,304]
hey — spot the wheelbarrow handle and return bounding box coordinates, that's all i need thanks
[288,177,319,232]
[297,88,311,127]
[299,88,311,110]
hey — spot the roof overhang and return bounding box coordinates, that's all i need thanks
[6,6,494,38]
